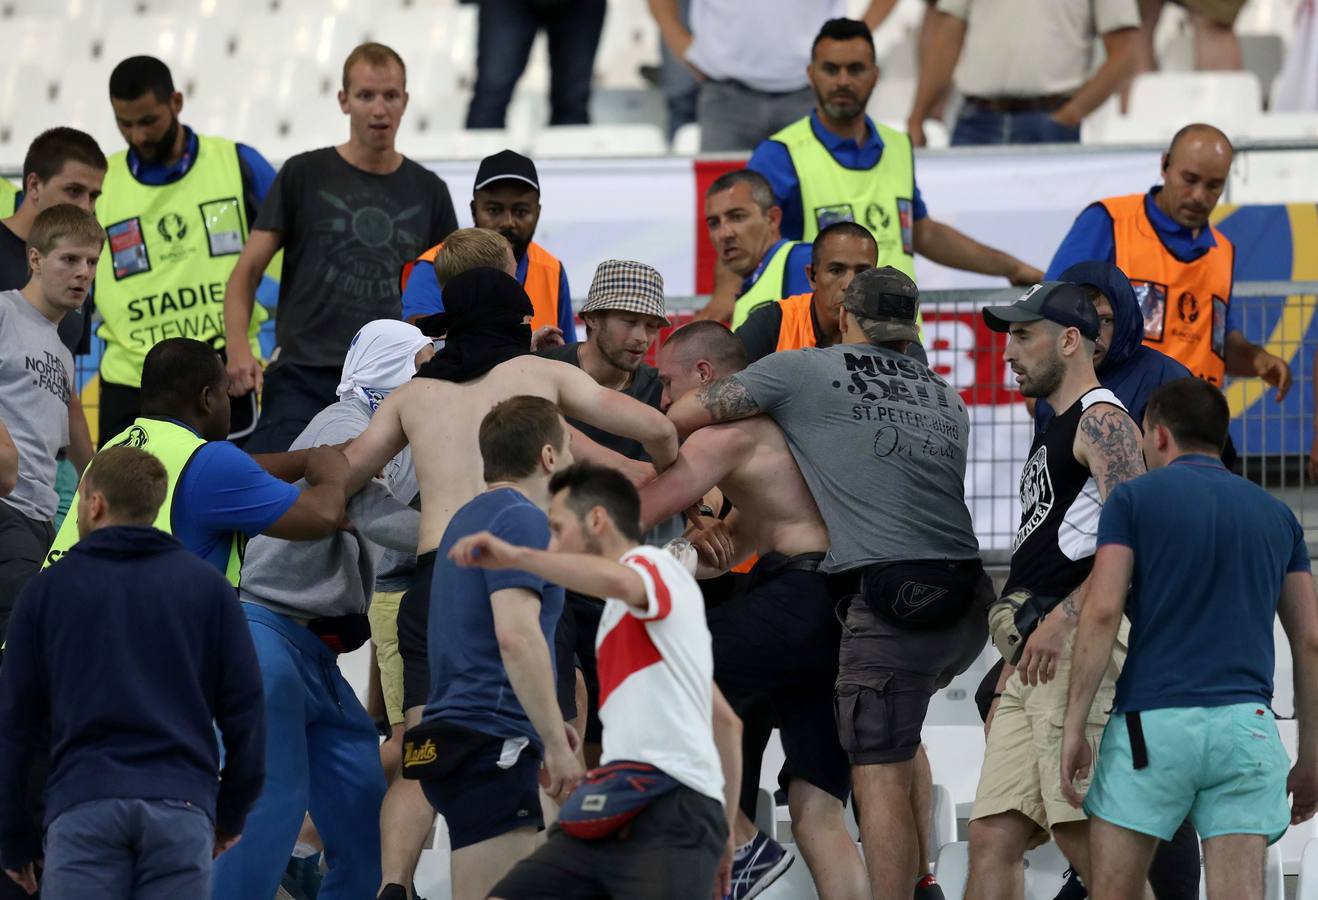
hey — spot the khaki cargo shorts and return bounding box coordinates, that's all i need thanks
[368,589,406,728]
[971,620,1130,848]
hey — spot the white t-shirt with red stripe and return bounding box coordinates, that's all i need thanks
[595,544,724,804]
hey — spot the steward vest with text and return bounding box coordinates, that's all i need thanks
[775,293,819,352]
[769,117,917,276]
[732,240,799,330]
[96,135,266,388]
[43,417,243,586]
[401,240,565,332]
[1101,193,1233,386]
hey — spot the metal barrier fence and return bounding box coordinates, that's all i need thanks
[71,281,1318,558]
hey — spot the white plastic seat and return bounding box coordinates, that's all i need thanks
[922,724,987,819]
[1244,111,1318,141]
[935,840,971,897]
[1126,71,1263,136]
[530,124,666,158]
[670,121,700,156]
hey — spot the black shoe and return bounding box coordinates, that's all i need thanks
[1053,867,1088,900]
[914,873,947,899]
[377,885,408,900]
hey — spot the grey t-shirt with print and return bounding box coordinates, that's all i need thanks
[732,342,979,573]
[0,289,72,520]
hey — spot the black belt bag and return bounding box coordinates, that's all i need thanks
[401,720,503,781]
[307,612,371,654]
[861,558,987,631]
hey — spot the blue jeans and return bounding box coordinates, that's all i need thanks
[466,0,608,128]
[42,798,212,900]
[950,104,1081,146]
[210,603,386,900]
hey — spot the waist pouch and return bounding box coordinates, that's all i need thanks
[401,720,503,781]
[861,558,987,631]
[557,761,682,840]
[307,612,371,654]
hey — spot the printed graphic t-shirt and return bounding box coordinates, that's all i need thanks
[254,148,457,369]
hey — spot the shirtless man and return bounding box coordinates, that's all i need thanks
[640,321,869,900]
[343,269,677,900]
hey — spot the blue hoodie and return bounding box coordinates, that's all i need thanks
[0,526,266,869]
[1035,261,1191,433]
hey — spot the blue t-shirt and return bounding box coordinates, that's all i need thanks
[741,239,814,301]
[747,111,929,242]
[1045,187,1241,334]
[425,488,565,749]
[401,250,578,341]
[170,431,301,574]
[1098,454,1310,713]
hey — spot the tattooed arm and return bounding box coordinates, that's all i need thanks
[666,375,762,441]
[1074,402,1147,501]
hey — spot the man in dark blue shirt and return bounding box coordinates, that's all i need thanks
[1062,377,1318,900]
[0,446,265,898]
[404,396,582,900]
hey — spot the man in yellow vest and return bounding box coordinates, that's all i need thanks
[703,170,815,331]
[96,55,275,447]
[44,338,351,583]
[706,17,1041,324]
[736,220,877,361]
[401,150,576,343]
[1047,123,1290,397]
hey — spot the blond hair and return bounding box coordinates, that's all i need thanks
[342,42,406,91]
[434,228,513,287]
[27,204,105,257]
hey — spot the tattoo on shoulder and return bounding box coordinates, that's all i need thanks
[1079,405,1146,496]
[696,376,760,421]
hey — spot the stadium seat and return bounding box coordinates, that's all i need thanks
[1299,839,1318,900]
[1246,111,1318,140]
[754,787,778,841]
[1126,71,1263,138]
[922,725,986,819]
[530,124,666,158]
[934,840,971,897]
[671,122,700,156]
[867,77,915,125]
[1232,150,1318,204]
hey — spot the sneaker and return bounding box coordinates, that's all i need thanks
[1053,867,1088,900]
[727,832,795,900]
[914,873,947,900]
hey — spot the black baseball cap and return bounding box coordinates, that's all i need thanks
[473,149,539,193]
[982,282,1100,341]
[841,266,920,343]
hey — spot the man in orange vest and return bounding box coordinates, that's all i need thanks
[401,150,576,341]
[1047,123,1290,396]
[735,221,877,362]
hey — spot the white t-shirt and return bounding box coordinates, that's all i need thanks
[685,0,847,94]
[595,545,724,804]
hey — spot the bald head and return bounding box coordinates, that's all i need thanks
[1158,123,1232,231]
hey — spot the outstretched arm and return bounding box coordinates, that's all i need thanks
[667,375,761,440]
[451,532,651,612]
[549,361,678,470]
[639,425,747,530]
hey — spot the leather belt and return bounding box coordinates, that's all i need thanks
[964,93,1071,114]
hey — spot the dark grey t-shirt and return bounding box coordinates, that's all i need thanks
[733,343,979,573]
[255,148,457,369]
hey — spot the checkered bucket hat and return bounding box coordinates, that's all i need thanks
[580,259,670,326]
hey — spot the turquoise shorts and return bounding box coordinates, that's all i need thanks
[1085,703,1291,843]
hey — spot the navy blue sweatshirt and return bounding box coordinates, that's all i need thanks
[0,526,266,869]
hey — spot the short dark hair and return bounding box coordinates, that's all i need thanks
[1145,377,1230,453]
[22,127,107,188]
[549,463,642,543]
[82,446,168,525]
[661,320,747,374]
[109,55,175,103]
[811,221,876,269]
[139,338,225,416]
[479,396,567,483]
[705,169,776,212]
[812,18,875,58]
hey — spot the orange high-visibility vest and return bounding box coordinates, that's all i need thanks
[775,293,819,352]
[400,240,565,333]
[1101,193,1233,386]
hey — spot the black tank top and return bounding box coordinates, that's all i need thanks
[1003,387,1129,599]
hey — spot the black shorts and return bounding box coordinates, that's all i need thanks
[563,592,605,743]
[421,740,544,851]
[398,551,437,713]
[490,787,726,900]
[707,553,851,811]
[834,561,991,765]
[0,502,54,643]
